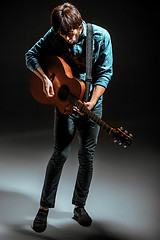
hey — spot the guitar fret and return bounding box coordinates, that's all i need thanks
[67,94,112,133]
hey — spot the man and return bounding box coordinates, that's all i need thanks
[25,2,113,232]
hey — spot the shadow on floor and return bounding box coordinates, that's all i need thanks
[0,190,130,240]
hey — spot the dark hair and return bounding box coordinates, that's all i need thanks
[51,2,83,35]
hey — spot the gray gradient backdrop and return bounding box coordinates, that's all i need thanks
[0,1,159,240]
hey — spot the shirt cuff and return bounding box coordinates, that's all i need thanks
[26,59,40,72]
[94,77,109,89]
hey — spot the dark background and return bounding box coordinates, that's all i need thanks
[0,1,159,240]
[0,0,159,146]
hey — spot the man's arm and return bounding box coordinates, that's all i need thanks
[85,85,105,110]
[25,28,55,97]
[85,29,113,111]
[74,85,105,115]
[34,67,54,97]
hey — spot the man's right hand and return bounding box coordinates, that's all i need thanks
[34,67,55,97]
[42,76,55,97]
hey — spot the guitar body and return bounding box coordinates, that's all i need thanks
[30,55,133,147]
[30,55,85,114]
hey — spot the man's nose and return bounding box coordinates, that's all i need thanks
[72,35,77,42]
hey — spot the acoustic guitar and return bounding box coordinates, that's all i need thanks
[30,55,133,148]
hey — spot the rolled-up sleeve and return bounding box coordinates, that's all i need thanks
[25,28,55,72]
[94,32,113,89]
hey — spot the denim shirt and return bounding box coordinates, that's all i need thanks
[25,21,113,105]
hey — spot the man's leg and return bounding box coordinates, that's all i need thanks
[40,109,76,208]
[32,108,76,232]
[72,104,102,226]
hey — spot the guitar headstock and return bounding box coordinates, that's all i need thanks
[111,127,133,148]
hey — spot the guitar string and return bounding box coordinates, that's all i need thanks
[68,94,112,133]
[65,95,132,145]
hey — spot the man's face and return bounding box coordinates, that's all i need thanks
[60,27,83,44]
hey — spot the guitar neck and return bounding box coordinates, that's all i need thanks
[68,95,113,134]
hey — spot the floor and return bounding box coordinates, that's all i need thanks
[0,122,159,240]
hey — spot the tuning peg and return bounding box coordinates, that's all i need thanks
[120,127,124,131]
[123,145,127,149]
[114,139,118,143]
[129,133,133,137]
[118,142,122,146]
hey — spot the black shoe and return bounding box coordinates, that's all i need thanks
[32,208,49,233]
[73,207,92,227]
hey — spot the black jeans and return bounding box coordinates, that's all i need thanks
[40,103,102,208]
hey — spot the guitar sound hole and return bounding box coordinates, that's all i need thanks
[58,85,70,101]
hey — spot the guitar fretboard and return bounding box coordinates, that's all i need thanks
[68,95,113,134]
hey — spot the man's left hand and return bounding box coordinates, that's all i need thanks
[73,101,96,115]
[84,101,96,111]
